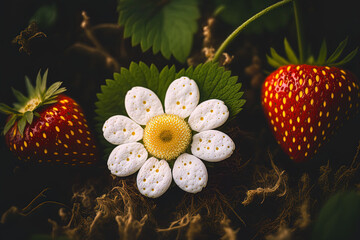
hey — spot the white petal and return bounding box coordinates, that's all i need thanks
[172,153,208,193]
[125,87,164,125]
[164,76,200,118]
[191,130,235,162]
[108,142,148,177]
[103,115,143,145]
[188,99,229,132]
[137,157,172,198]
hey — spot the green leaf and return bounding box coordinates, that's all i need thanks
[40,69,48,95]
[0,103,19,115]
[312,191,360,240]
[326,38,348,64]
[307,55,315,65]
[43,100,58,105]
[284,38,298,64]
[12,88,28,104]
[117,0,199,63]
[3,115,17,135]
[52,87,66,96]
[43,82,63,100]
[330,47,358,67]
[316,40,327,65]
[266,55,283,68]
[95,62,244,158]
[35,71,42,97]
[270,48,290,66]
[24,111,34,124]
[17,116,27,135]
[25,76,36,98]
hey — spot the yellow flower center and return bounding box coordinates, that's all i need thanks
[143,114,191,161]
[19,97,41,113]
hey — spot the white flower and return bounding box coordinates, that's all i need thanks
[102,77,235,198]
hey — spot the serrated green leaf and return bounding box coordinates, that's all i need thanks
[117,0,199,62]
[95,62,244,158]
[3,115,17,135]
[284,38,298,64]
[24,111,34,124]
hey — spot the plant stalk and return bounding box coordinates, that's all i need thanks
[292,0,304,63]
[212,0,293,62]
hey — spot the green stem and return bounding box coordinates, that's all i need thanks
[292,0,304,63]
[212,0,293,62]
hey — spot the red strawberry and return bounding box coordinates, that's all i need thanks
[262,39,360,162]
[0,70,98,166]
[262,64,360,162]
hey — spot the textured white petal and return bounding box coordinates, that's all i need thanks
[125,87,164,125]
[172,153,208,193]
[103,115,143,145]
[108,142,148,177]
[188,99,229,132]
[137,157,172,198]
[191,130,235,162]
[164,76,200,118]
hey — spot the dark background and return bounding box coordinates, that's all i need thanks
[1,0,360,239]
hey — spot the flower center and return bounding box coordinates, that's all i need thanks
[19,97,41,113]
[143,114,191,161]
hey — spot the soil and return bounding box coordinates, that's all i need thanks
[1,0,360,239]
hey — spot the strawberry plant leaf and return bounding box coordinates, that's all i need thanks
[17,116,27,135]
[284,38,298,64]
[326,38,349,65]
[12,88,28,104]
[40,69,48,96]
[24,111,34,124]
[25,76,36,98]
[3,115,17,135]
[0,103,19,115]
[330,47,359,67]
[117,0,199,63]
[95,62,244,157]
[266,55,282,68]
[316,40,327,65]
[268,48,290,67]
[44,82,63,100]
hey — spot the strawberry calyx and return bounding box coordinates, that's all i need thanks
[267,38,358,68]
[0,69,66,136]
